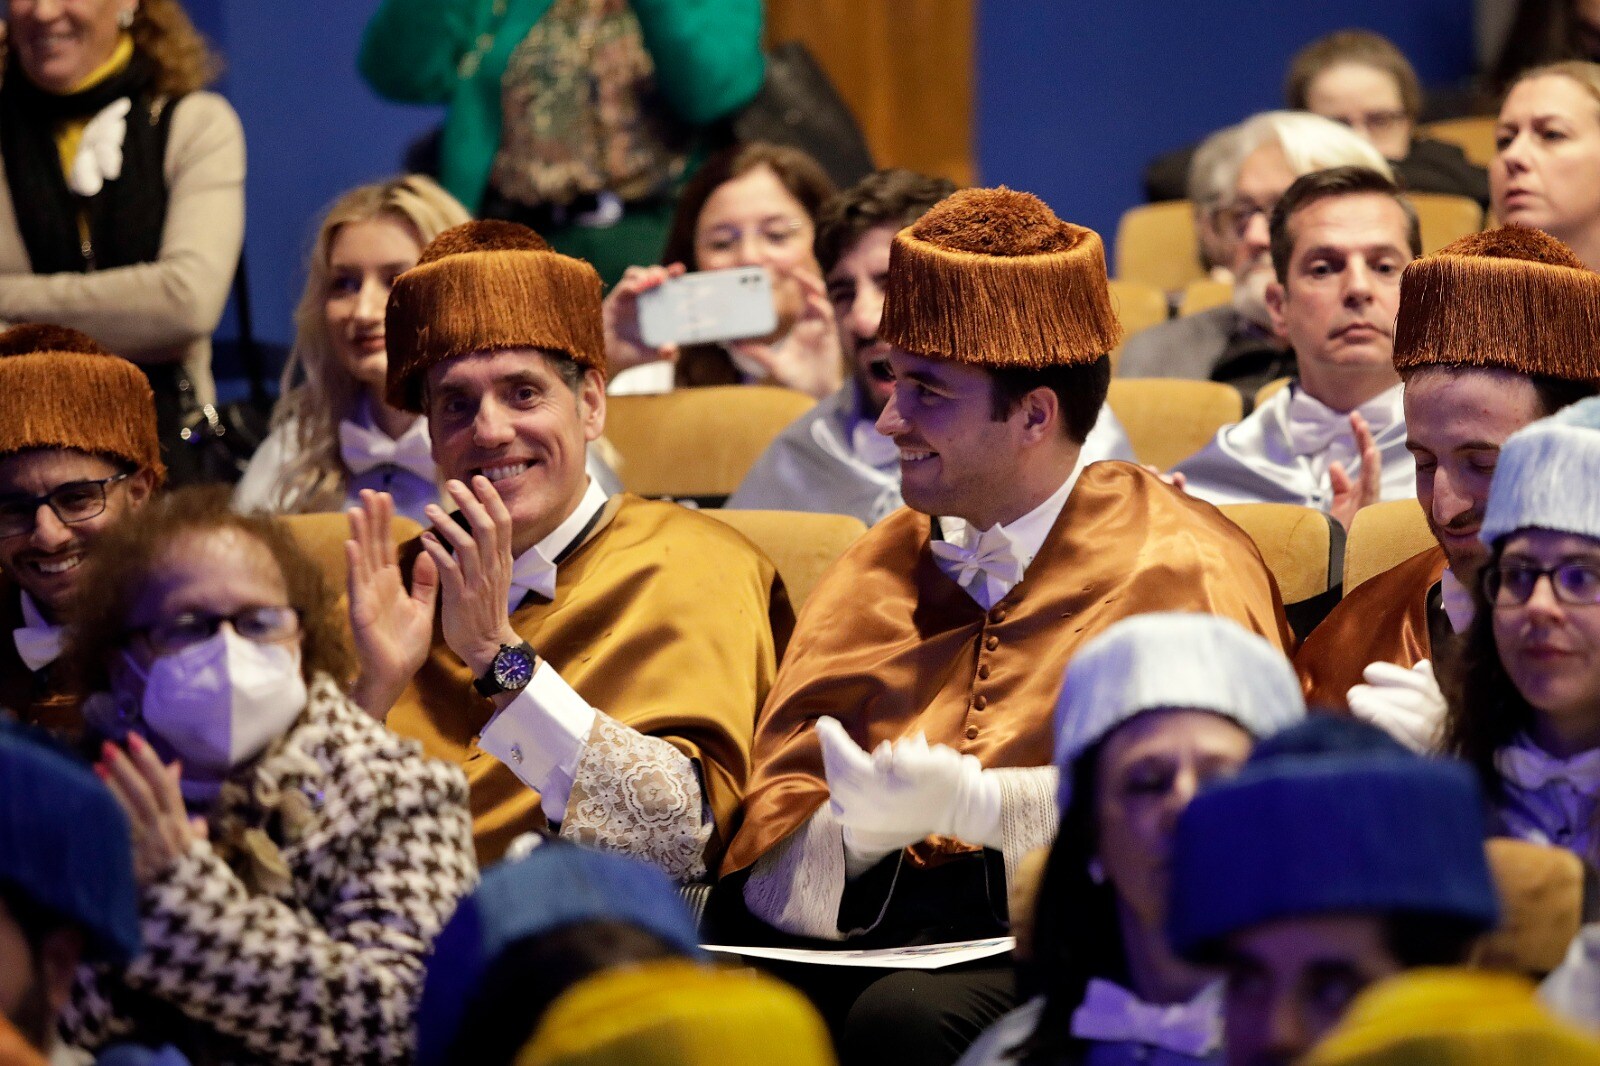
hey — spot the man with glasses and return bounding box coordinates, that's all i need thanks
[1297,227,1600,731]
[1171,167,1421,528]
[728,169,1134,524]
[1120,111,1391,401]
[0,326,161,726]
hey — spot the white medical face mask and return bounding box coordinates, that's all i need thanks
[134,628,308,781]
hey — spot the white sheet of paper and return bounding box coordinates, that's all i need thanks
[699,936,1015,970]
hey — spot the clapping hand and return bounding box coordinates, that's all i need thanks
[346,490,438,719]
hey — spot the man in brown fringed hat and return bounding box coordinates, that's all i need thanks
[712,187,1291,1064]
[347,220,791,874]
[1295,226,1600,730]
[0,324,163,727]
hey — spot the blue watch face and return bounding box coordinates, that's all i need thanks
[494,646,536,690]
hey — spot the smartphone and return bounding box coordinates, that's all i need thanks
[637,266,777,348]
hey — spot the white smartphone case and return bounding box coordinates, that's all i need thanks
[637,266,778,348]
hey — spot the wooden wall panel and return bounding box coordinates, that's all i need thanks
[764,0,975,186]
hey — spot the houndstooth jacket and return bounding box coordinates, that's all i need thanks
[62,675,478,1065]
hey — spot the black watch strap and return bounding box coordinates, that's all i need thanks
[473,641,538,697]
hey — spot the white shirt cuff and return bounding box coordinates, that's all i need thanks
[478,660,598,823]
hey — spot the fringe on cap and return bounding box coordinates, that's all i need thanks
[879,187,1123,369]
[385,220,606,413]
[1394,226,1600,383]
[0,323,111,359]
[0,352,165,485]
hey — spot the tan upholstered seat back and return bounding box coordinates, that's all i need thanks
[1104,378,1243,471]
[1411,192,1486,254]
[606,386,816,502]
[1114,200,1205,293]
[707,509,867,610]
[1219,503,1341,604]
[1343,499,1434,594]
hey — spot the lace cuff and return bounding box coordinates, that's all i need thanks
[995,766,1059,890]
[743,805,861,941]
[561,711,711,882]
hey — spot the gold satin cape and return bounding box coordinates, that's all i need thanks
[386,495,792,864]
[722,463,1292,875]
[1294,545,1446,711]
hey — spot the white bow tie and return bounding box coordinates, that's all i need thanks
[13,595,63,673]
[68,97,131,197]
[1070,979,1223,1058]
[508,548,558,611]
[338,419,437,482]
[1497,743,1600,793]
[1285,389,1356,460]
[930,524,1026,609]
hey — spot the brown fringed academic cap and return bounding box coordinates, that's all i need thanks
[385,219,606,412]
[0,323,111,359]
[1394,225,1600,383]
[0,350,165,486]
[879,186,1122,369]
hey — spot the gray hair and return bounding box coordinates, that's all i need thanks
[1220,110,1393,196]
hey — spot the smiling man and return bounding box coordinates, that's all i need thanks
[0,325,161,726]
[727,169,1133,524]
[716,187,1289,1065]
[350,220,790,871]
[1173,167,1421,530]
[1295,227,1600,719]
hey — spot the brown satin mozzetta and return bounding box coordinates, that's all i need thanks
[385,495,793,865]
[1295,544,1447,711]
[722,462,1292,876]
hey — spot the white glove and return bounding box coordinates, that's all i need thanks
[816,717,1002,869]
[1345,659,1447,754]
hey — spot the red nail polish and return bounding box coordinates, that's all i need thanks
[93,763,109,780]
[101,740,118,760]
[128,732,145,751]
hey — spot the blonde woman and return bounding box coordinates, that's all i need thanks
[236,177,466,522]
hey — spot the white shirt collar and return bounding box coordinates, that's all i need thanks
[938,464,1080,573]
[506,478,611,609]
[14,590,63,672]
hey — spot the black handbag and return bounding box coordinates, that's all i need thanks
[733,40,876,189]
[172,251,271,486]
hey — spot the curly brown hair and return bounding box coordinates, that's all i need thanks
[59,487,352,707]
[131,0,221,97]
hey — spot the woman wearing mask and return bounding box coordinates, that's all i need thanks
[1492,61,1600,271]
[603,142,843,399]
[958,614,1305,1066]
[1448,395,1600,867]
[234,177,469,523]
[0,0,244,485]
[58,489,477,1065]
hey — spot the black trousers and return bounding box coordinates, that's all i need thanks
[750,958,1016,1066]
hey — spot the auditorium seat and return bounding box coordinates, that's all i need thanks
[280,511,424,597]
[1420,115,1496,168]
[1107,278,1169,337]
[1254,376,1290,409]
[1177,277,1232,318]
[707,509,867,610]
[1219,503,1343,607]
[1105,378,1242,470]
[1474,839,1585,978]
[1113,200,1204,293]
[1411,191,1486,254]
[605,386,817,505]
[1342,498,1433,593]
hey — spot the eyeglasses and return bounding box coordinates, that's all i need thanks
[1330,110,1409,138]
[131,606,302,657]
[1218,198,1279,238]
[1482,562,1600,608]
[0,472,131,539]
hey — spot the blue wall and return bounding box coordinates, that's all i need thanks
[976,1,1477,246]
[193,0,1478,361]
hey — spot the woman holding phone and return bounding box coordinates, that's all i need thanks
[603,142,843,399]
